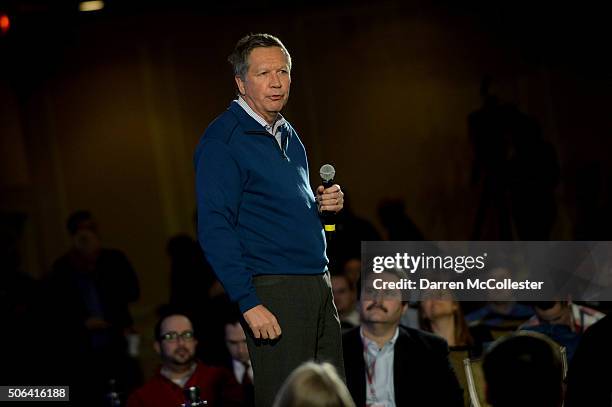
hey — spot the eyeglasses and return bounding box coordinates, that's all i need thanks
[159,330,195,342]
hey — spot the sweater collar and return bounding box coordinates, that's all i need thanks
[228,100,291,138]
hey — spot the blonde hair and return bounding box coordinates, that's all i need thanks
[273,362,355,407]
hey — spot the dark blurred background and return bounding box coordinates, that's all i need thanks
[1,0,611,397]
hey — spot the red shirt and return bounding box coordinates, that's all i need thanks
[127,361,243,407]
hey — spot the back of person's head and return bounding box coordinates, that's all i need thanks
[273,362,355,407]
[483,332,564,407]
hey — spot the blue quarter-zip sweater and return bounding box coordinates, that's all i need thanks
[194,102,328,313]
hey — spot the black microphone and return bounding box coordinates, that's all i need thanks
[319,164,336,234]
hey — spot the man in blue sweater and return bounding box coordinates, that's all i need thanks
[194,33,345,406]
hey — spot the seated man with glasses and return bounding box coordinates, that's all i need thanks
[127,312,243,407]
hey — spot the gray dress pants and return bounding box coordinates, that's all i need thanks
[242,272,345,407]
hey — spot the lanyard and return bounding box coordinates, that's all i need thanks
[363,339,379,403]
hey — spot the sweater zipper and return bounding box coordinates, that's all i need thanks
[247,130,288,160]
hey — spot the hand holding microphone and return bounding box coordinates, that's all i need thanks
[317,164,344,232]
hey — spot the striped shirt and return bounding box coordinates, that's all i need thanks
[235,97,287,148]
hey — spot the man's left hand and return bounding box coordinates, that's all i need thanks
[316,184,344,213]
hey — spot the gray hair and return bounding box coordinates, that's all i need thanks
[228,33,292,80]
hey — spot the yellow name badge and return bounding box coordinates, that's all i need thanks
[324,224,336,232]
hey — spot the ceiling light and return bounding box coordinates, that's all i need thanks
[79,1,104,12]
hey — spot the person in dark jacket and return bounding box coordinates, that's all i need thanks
[564,315,612,407]
[343,270,463,406]
[46,210,140,403]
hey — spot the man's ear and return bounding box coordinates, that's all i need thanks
[401,303,408,315]
[235,76,246,95]
[153,341,161,355]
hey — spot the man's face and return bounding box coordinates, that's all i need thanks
[332,275,356,315]
[360,274,407,326]
[155,315,198,368]
[235,46,291,124]
[225,323,250,364]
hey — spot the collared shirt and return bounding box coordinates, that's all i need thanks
[235,97,288,149]
[232,359,253,384]
[360,327,399,407]
[160,362,197,388]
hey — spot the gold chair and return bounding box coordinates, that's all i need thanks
[449,348,471,407]
[463,331,568,407]
[463,357,490,407]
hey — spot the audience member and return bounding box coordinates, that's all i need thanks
[331,272,359,331]
[564,315,612,406]
[420,296,473,348]
[483,332,564,407]
[420,295,492,357]
[46,210,141,402]
[522,301,604,332]
[466,267,534,331]
[224,310,254,406]
[273,362,355,407]
[419,294,491,407]
[342,257,362,287]
[520,300,605,360]
[343,270,463,406]
[466,301,534,327]
[127,313,242,407]
[466,267,534,347]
